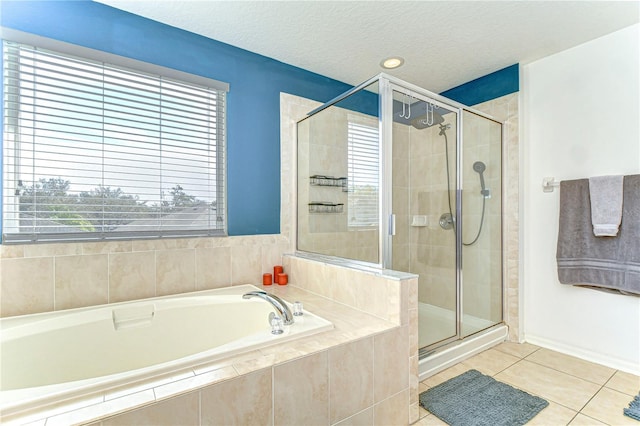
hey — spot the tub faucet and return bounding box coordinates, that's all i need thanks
[242,291,295,325]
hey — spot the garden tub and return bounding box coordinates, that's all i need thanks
[0,284,332,418]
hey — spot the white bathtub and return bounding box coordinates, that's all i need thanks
[0,284,332,417]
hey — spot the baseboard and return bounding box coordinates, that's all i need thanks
[525,334,640,375]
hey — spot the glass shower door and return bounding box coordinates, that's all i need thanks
[390,88,460,349]
[460,110,503,337]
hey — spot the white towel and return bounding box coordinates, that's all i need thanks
[589,175,624,237]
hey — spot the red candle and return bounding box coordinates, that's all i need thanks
[262,273,273,285]
[273,265,283,279]
[276,273,288,285]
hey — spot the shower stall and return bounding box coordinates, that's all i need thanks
[296,74,506,378]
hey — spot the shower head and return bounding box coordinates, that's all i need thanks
[473,161,486,174]
[410,112,445,129]
[473,161,490,197]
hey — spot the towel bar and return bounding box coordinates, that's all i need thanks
[542,177,560,193]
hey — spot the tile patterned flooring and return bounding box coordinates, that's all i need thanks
[415,343,640,425]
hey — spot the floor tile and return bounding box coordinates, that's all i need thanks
[605,370,640,396]
[526,400,577,426]
[568,413,608,425]
[495,360,601,411]
[525,348,616,385]
[459,348,520,376]
[581,387,640,425]
[413,413,448,425]
[494,341,540,359]
[421,363,470,388]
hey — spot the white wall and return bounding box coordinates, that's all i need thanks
[522,24,640,374]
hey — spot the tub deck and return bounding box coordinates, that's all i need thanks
[1,284,399,425]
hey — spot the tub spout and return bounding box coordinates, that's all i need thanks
[242,291,295,325]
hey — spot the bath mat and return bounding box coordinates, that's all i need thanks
[624,392,640,421]
[419,369,549,426]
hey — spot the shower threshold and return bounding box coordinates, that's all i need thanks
[418,324,508,381]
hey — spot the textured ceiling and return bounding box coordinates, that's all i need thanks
[97,0,639,93]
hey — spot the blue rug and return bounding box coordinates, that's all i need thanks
[419,369,549,426]
[624,393,640,421]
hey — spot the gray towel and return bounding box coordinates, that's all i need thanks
[589,175,624,236]
[556,175,640,295]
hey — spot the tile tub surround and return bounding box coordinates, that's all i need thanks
[4,282,416,426]
[0,236,292,318]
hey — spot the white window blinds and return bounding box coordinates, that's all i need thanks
[2,40,227,243]
[347,119,379,228]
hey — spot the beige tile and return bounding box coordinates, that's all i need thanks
[525,348,616,385]
[495,360,601,411]
[1,257,54,316]
[24,243,82,258]
[582,387,639,425]
[201,368,272,426]
[525,400,577,426]
[333,407,373,426]
[55,254,108,310]
[195,246,231,289]
[0,244,24,258]
[459,348,520,376]
[605,370,640,396]
[373,389,409,426]
[109,251,155,302]
[274,351,329,425]
[413,413,448,425]
[102,392,198,425]
[82,241,132,255]
[230,244,262,285]
[569,413,608,425]
[493,341,540,359]
[329,337,374,423]
[421,363,471,388]
[155,249,195,296]
[374,326,409,403]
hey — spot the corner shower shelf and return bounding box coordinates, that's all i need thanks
[310,175,348,191]
[308,202,344,214]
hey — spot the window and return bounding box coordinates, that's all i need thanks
[2,40,228,243]
[347,118,379,228]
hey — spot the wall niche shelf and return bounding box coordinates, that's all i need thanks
[310,175,347,191]
[308,202,344,214]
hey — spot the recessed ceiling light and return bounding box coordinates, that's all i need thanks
[380,57,404,69]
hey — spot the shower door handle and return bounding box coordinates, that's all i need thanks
[389,214,396,236]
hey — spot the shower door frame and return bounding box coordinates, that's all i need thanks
[296,73,505,357]
[381,77,465,352]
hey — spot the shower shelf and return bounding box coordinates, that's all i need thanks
[310,175,347,191]
[308,202,344,214]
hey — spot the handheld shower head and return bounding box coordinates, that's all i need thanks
[473,161,486,174]
[473,161,488,196]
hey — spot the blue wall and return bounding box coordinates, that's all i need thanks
[0,0,518,238]
[441,64,519,106]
